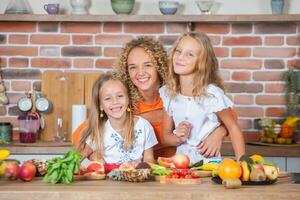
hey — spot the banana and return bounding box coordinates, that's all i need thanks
[148,162,166,170]
[196,162,219,171]
[0,149,10,160]
[283,116,300,127]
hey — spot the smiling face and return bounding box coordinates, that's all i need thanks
[172,36,202,77]
[127,47,160,93]
[99,79,129,121]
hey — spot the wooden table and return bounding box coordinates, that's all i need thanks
[0,177,299,200]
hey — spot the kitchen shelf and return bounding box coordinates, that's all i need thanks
[0,14,300,22]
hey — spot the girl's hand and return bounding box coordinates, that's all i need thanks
[175,121,192,143]
[197,125,226,158]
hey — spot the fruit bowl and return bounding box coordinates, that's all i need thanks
[211,176,277,185]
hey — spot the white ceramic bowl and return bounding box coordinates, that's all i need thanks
[159,0,179,15]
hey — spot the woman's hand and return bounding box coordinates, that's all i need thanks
[197,125,226,158]
[174,121,192,143]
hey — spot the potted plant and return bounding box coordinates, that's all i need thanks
[271,0,284,14]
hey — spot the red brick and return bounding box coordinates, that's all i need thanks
[40,47,60,57]
[223,36,261,46]
[288,59,300,68]
[7,93,27,104]
[236,107,263,117]
[232,71,251,81]
[220,59,262,69]
[264,36,284,46]
[9,35,28,44]
[0,22,36,32]
[255,23,296,34]
[253,71,284,81]
[232,48,251,57]
[38,22,59,32]
[2,69,41,80]
[214,47,229,57]
[72,35,93,45]
[124,23,164,33]
[166,23,187,33]
[254,48,296,57]
[61,22,101,33]
[232,24,252,34]
[11,81,31,91]
[31,58,71,68]
[256,95,285,105]
[0,58,7,67]
[0,47,37,56]
[265,83,285,93]
[95,59,114,68]
[264,59,284,69]
[31,35,70,45]
[238,119,253,130]
[103,23,122,32]
[266,107,285,117]
[74,59,94,68]
[104,47,122,57]
[95,35,133,45]
[158,36,178,45]
[209,36,221,45]
[194,23,230,34]
[224,83,263,93]
[233,95,254,105]
[62,47,100,57]
[286,36,299,45]
[8,58,29,68]
[0,106,7,116]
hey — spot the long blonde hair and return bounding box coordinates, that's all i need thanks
[166,32,224,99]
[78,73,135,158]
[113,37,168,110]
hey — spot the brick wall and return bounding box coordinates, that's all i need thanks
[0,21,299,135]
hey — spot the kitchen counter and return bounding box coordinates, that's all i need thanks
[2,141,300,157]
[0,177,299,200]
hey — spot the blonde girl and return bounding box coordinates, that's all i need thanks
[78,73,157,163]
[160,32,245,163]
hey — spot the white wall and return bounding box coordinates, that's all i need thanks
[0,0,299,15]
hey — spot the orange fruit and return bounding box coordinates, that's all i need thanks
[157,157,174,168]
[217,158,242,180]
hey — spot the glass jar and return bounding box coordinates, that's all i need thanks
[0,122,12,143]
[18,114,40,143]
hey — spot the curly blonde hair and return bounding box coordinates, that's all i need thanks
[166,32,224,99]
[113,37,168,111]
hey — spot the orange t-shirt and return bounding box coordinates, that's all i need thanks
[134,98,176,159]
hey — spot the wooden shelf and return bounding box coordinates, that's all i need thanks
[0,14,300,22]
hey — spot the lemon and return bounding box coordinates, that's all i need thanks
[250,154,265,164]
[0,149,10,160]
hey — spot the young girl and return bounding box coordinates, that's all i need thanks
[160,32,245,163]
[78,73,157,163]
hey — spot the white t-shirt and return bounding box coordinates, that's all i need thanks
[159,84,233,163]
[86,116,158,163]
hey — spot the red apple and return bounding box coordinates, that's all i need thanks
[172,154,190,169]
[4,162,20,180]
[263,165,278,180]
[18,162,36,181]
[252,163,265,173]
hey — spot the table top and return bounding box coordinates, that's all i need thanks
[0,177,299,200]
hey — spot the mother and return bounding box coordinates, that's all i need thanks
[73,37,227,159]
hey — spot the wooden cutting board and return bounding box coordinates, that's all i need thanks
[41,71,84,141]
[84,72,102,115]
